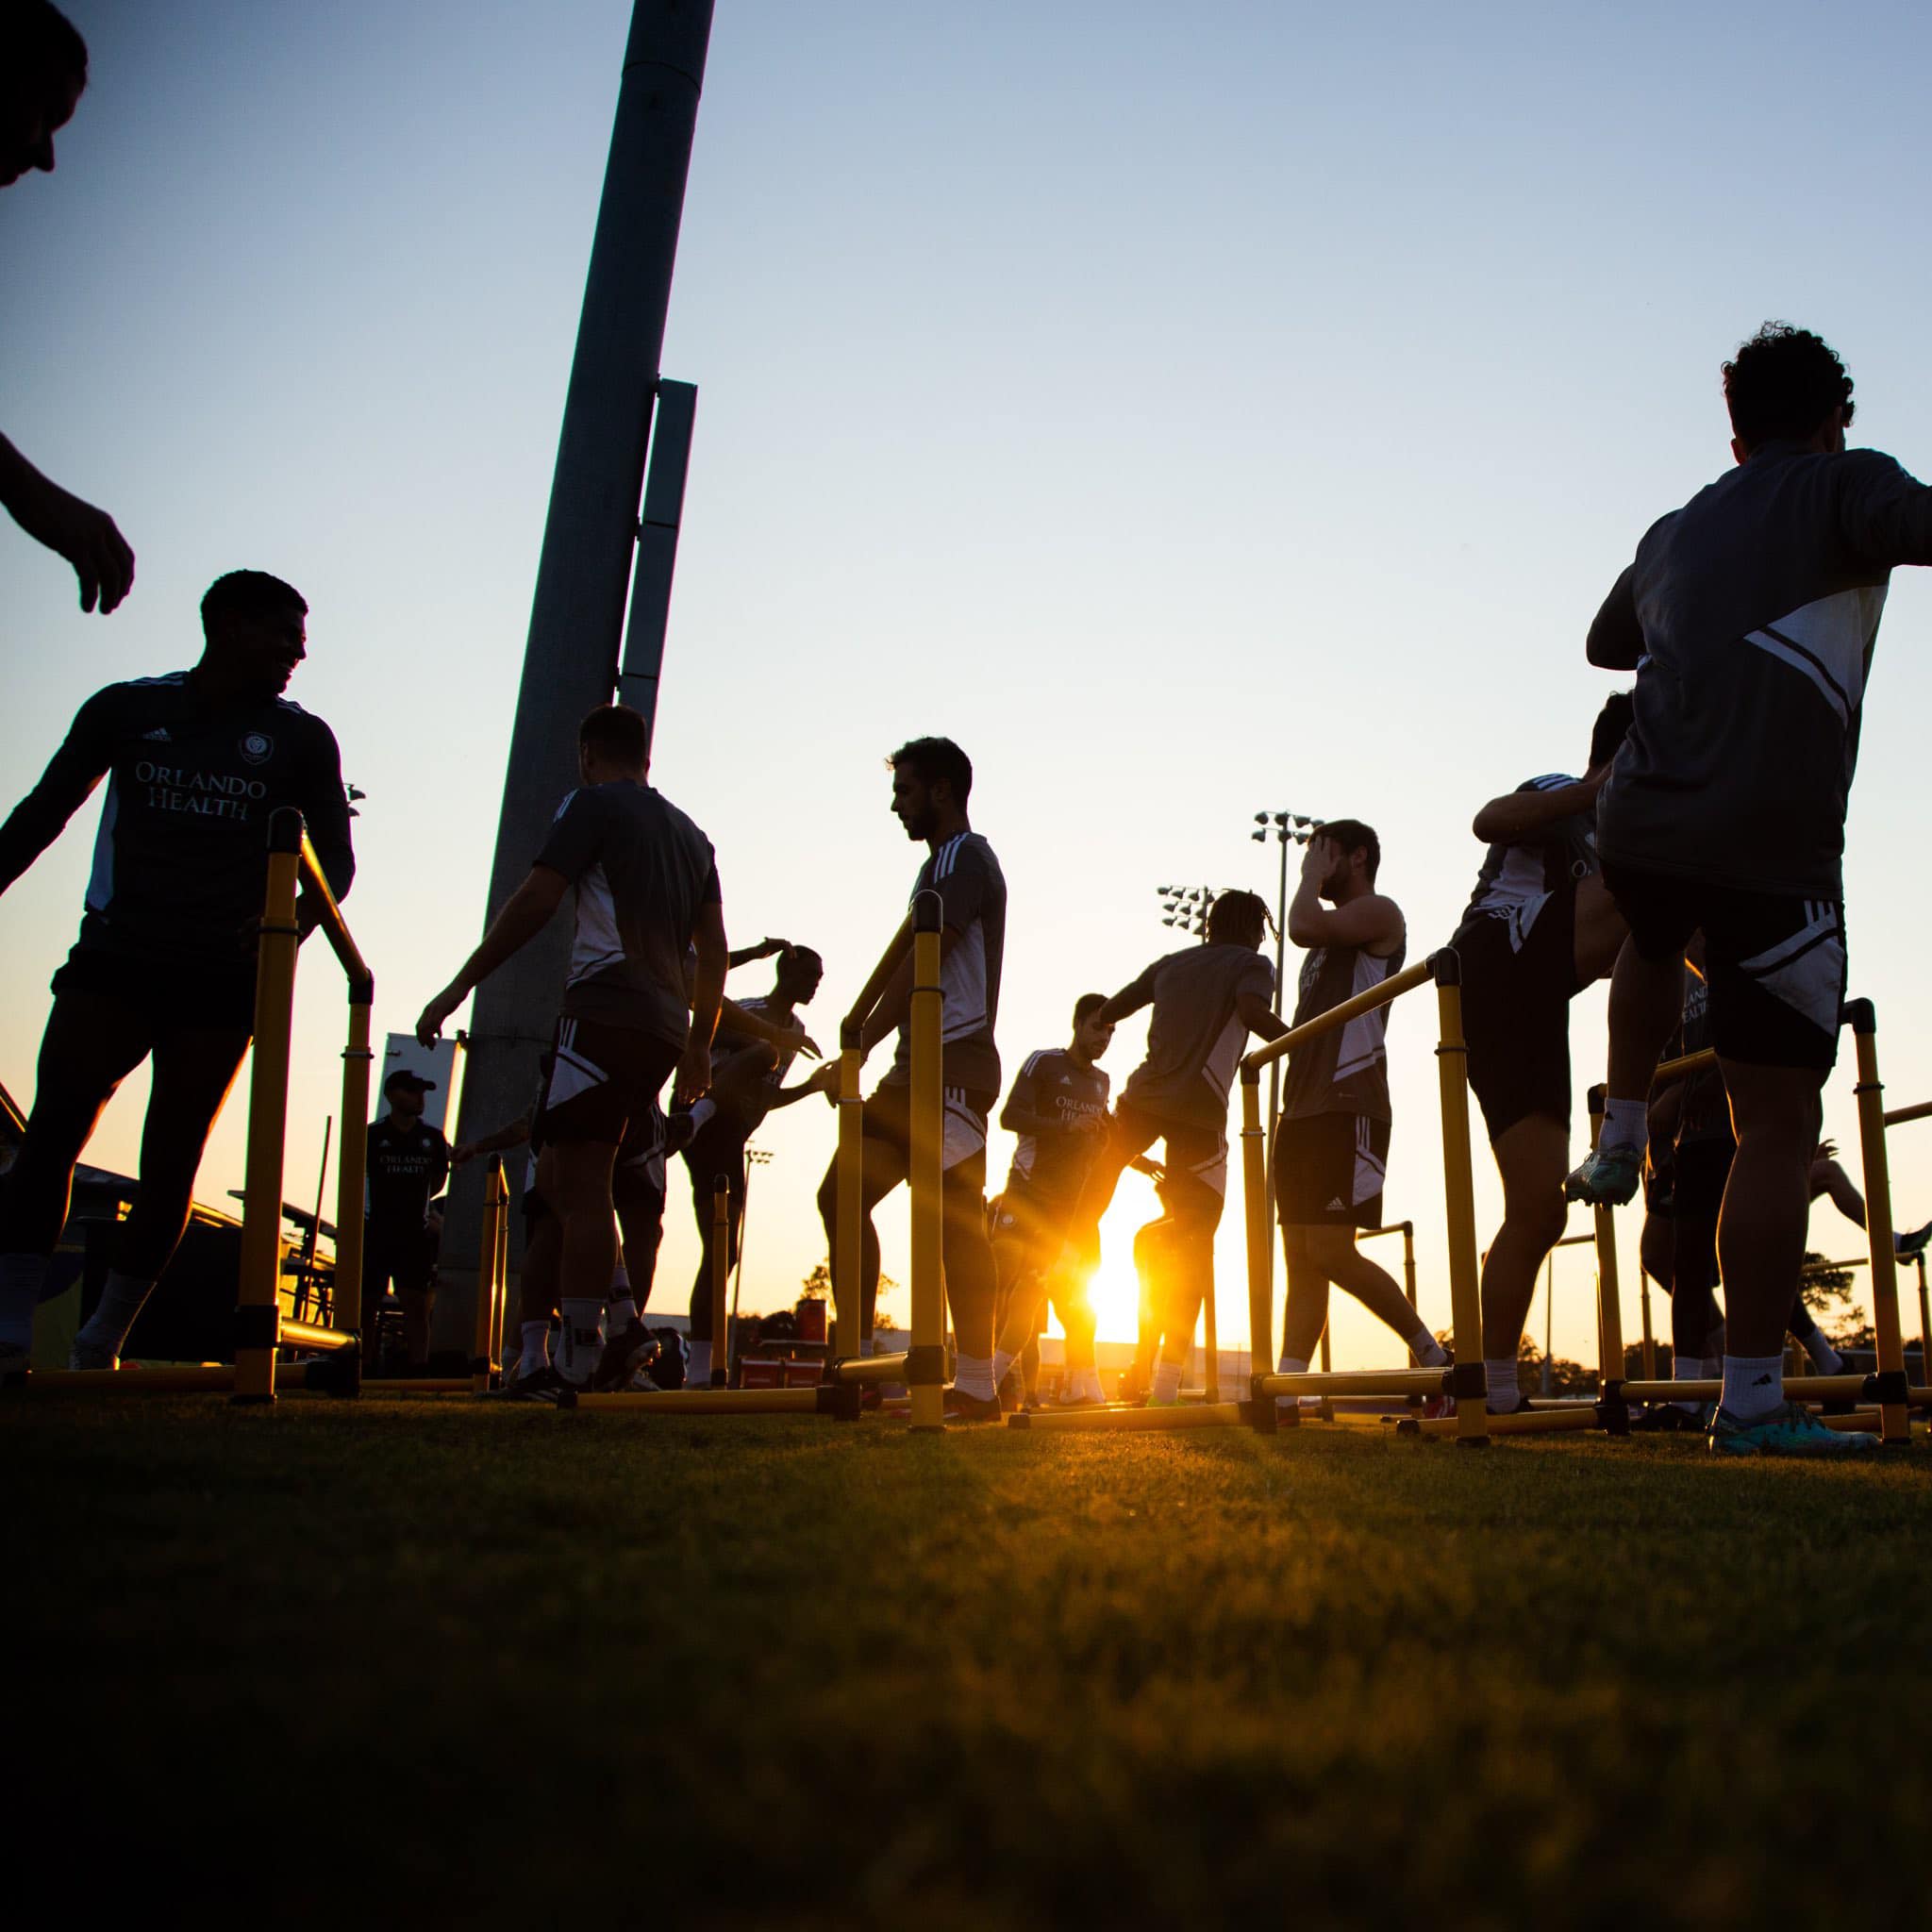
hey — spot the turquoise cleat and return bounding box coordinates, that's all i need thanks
[1708,1401,1881,1457]
[1563,1142,1644,1206]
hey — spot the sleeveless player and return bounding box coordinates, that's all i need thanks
[363,1069,452,1374]
[812,737,1007,1420]
[1057,891,1284,1408]
[1274,824,1442,1380]
[417,703,723,1392]
[988,994,1114,1404]
[0,571,352,1374]
[1455,693,1632,1413]
[1567,325,1924,1453]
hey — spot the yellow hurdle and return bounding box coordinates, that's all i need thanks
[907,890,946,1431]
[709,1175,731,1388]
[833,1024,865,1361]
[1845,1001,1911,1444]
[233,815,305,1403]
[1585,1087,1627,1424]
[1241,1071,1272,1392]
[470,1158,508,1394]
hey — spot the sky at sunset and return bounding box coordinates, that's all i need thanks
[5,0,1931,1370]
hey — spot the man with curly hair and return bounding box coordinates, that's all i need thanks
[1568,324,1932,1456]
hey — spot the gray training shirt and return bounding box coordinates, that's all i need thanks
[536,781,721,1046]
[884,829,1006,1096]
[1589,441,1932,898]
[1117,943,1274,1130]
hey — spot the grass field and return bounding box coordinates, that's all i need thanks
[12,1398,1932,1928]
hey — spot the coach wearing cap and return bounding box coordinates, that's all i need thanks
[363,1069,452,1375]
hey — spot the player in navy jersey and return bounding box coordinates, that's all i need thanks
[363,1070,452,1375]
[1274,824,1442,1388]
[989,993,1114,1405]
[417,703,724,1394]
[812,736,1007,1419]
[1455,693,1632,1414]
[1056,891,1284,1408]
[0,571,353,1373]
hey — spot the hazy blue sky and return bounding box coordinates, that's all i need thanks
[6,1,1931,1366]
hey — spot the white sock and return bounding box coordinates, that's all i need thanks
[688,1338,712,1384]
[1720,1352,1784,1423]
[1602,1096,1647,1154]
[953,1352,996,1401]
[1150,1358,1183,1403]
[518,1321,550,1373]
[607,1294,638,1330]
[0,1253,48,1351]
[1411,1329,1449,1368]
[1073,1366,1104,1402]
[76,1270,157,1353]
[1803,1334,1842,1374]
[991,1346,1015,1386]
[1277,1353,1309,1376]
[1485,1358,1520,1410]
[687,1098,716,1133]
[1673,1355,1707,1410]
[558,1299,604,1385]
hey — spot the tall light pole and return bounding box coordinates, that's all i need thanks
[434,1,716,1355]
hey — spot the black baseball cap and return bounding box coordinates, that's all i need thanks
[384,1069,437,1094]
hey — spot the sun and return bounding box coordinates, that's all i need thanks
[1039,1185,1162,1347]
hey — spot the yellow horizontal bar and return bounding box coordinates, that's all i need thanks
[278,1317,357,1353]
[1553,1233,1596,1248]
[1406,1406,1601,1438]
[1652,1045,1718,1085]
[1008,1402,1251,1432]
[298,831,371,990]
[824,1352,909,1385]
[1799,1257,1868,1275]
[1883,1098,1932,1129]
[1361,1222,1413,1241]
[1619,1374,1871,1404]
[1241,958,1433,1074]
[1257,1367,1448,1398]
[563,1387,828,1414]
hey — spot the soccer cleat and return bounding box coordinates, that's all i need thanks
[68,1336,119,1372]
[1895,1219,1932,1259]
[1563,1142,1644,1206]
[505,1364,569,1404]
[1707,1400,1880,1457]
[1628,1402,1706,1434]
[941,1386,1004,1423]
[591,1319,659,1393]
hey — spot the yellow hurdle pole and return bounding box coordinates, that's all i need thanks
[472,1159,504,1394]
[1202,1257,1219,1402]
[234,811,305,1405]
[1640,1270,1656,1380]
[332,987,374,1348]
[1240,1070,1274,1427]
[834,1023,864,1361]
[1586,1086,1627,1408]
[1846,1001,1909,1443]
[1916,1256,1930,1391]
[1432,952,1488,1444]
[492,1160,510,1372]
[710,1176,731,1387]
[908,890,946,1431]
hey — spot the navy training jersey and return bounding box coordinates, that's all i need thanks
[1003,1048,1110,1201]
[365,1116,453,1228]
[0,673,354,963]
[885,830,1006,1096]
[1281,934,1407,1123]
[1117,943,1274,1130]
[1458,774,1598,948]
[536,781,721,1047]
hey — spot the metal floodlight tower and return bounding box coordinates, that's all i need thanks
[434,0,717,1355]
[1156,883,1215,941]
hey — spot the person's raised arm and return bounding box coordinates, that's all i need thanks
[843,912,914,1057]
[1836,450,1932,569]
[718,995,821,1062]
[1471,769,1607,845]
[1286,838,1404,953]
[0,433,135,616]
[1237,990,1288,1044]
[726,935,789,969]
[0,686,117,899]
[415,867,568,1044]
[1097,963,1157,1029]
[681,897,728,1104]
[451,1110,535,1167]
[295,721,356,937]
[1586,564,1644,670]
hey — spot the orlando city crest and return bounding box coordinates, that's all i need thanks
[240,731,274,766]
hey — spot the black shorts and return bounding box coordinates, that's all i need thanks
[1274,1112,1391,1228]
[1454,897,1578,1143]
[52,944,258,1039]
[863,1079,994,1184]
[1642,1142,1675,1218]
[992,1184,1077,1251]
[1671,1135,1735,1220]
[1602,864,1846,1073]
[536,1015,681,1148]
[365,1221,436,1297]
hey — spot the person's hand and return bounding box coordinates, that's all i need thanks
[1814,1138,1839,1163]
[416,984,463,1047]
[793,1031,823,1061]
[674,1037,713,1108]
[9,472,135,614]
[1072,1111,1106,1136]
[450,1142,478,1169]
[803,1062,841,1103]
[1579,761,1614,798]
[1301,834,1336,880]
